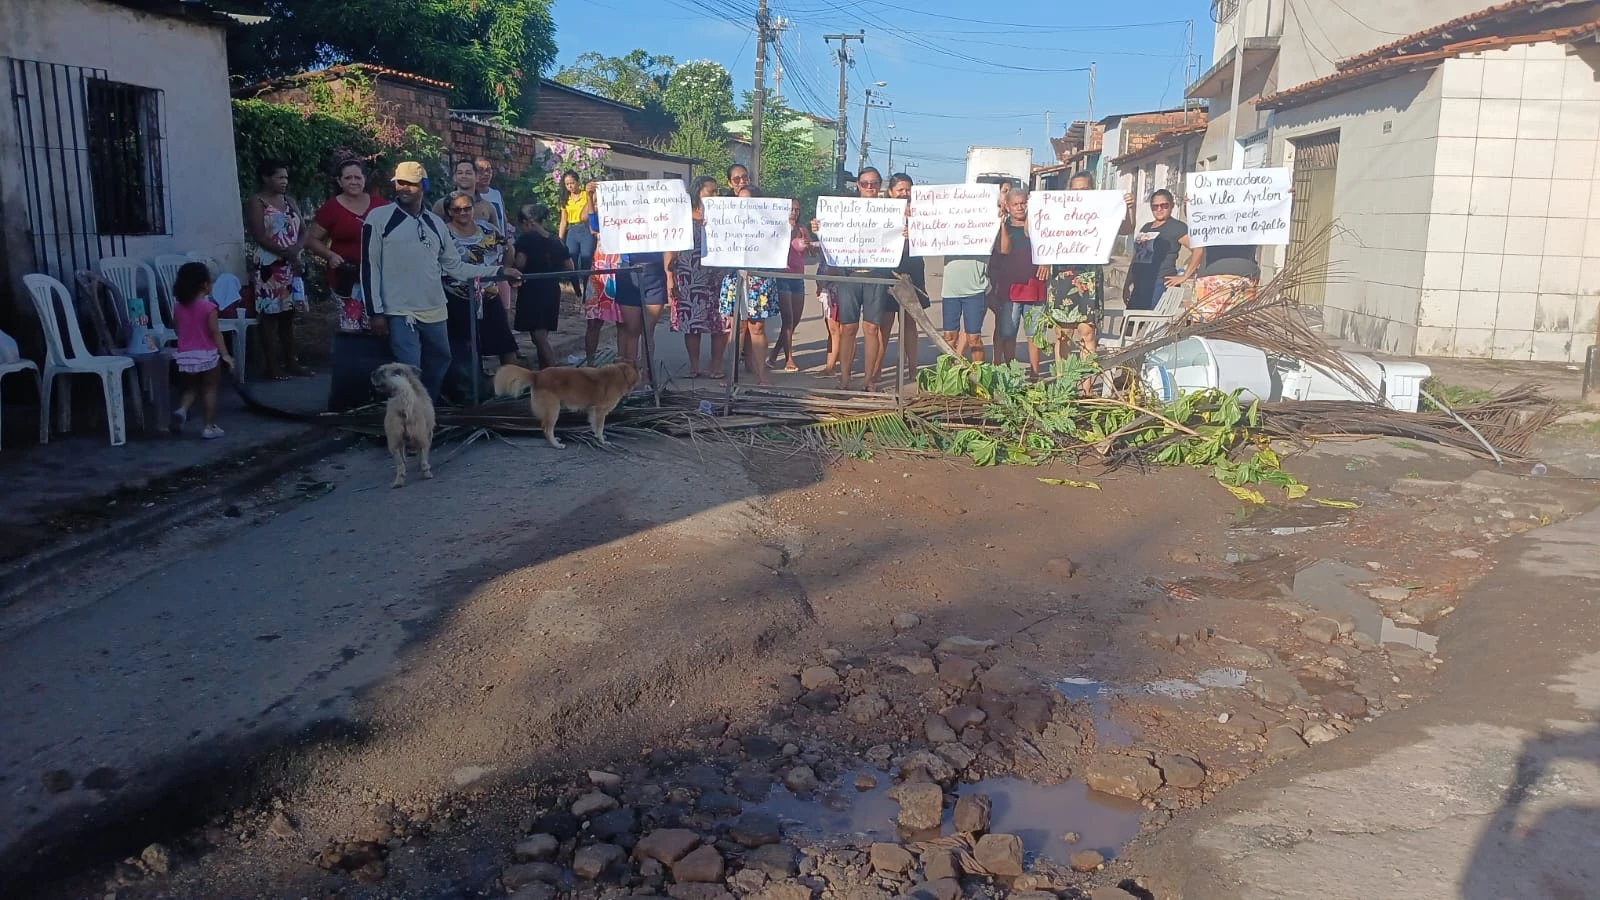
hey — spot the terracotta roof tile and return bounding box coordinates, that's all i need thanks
[1111,122,1208,166]
[1260,17,1600,111]
[234,64,454,97]
[1341,0,1577,69]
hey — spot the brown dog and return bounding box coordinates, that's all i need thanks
[494,360,638,449]
[371,363,435,487]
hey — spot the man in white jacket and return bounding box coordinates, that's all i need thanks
[362,161,519,402]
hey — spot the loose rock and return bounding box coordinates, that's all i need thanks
[1300,617,1342,645]
[1069,850,1105,872]
[140,843,172,876]
[952,794,992,834]
[912,879,961,900]
[972,833,1024,877]
[754,885,813,900]
[573,843,625,880]
[943,705,987,730]
[746,843,799,878]
[869,843,915,874]
[935,636,996,657]
[892,613,922,631]
[937,657,981,689]
[1368,586,1411,603]
[589,770,624,790]
[1264,724,1309,761]
[784,766,820,796]
[978,664,1036,696]
[919,848,959,882]
[572,791,620,818]
[1083,754,1164,800]
[673,846,726,883]
[924,715,958,744]
[935,743,977,773]
[1044,557,1077,578]
[1168,547,1203,564]
[846,693,891,724]
[503,862,563,889]
[635,829,702,864]
[41,770,73,794]
[1303,723,1340,745]
[886,782,944,830]
[515,834,560,861]
[1156,755,1206,790]
[1216,642,1276,669]
[800,666,841,691]
[1320,691,1368,719]
[898,750,956,783]
[892,656,936,676]
[730,813,782,847]
[589,806,637,839]
[729,868,769,893]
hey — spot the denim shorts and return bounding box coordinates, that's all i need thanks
[833,280,891,325]
[776,277,804,295]
[942,294,987,334]
[995,300,1039,341]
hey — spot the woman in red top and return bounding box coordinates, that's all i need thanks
[767,199,813,373]
[306,159,382,334]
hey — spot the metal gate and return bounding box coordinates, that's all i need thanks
[7,58,127,281]
[1288,131,1339,307]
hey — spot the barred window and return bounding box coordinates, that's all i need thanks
[86,78,167,236]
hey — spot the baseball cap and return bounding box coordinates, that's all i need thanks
[391,161,427,184]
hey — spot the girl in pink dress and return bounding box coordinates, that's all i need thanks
[170,262,235,440]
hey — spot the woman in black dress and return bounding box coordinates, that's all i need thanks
[512,203,573,369]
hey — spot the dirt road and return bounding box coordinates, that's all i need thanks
[4,424,1598,899]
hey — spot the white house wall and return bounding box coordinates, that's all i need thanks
[0,0,245,281]
[1270,67,1445,356]
[1416,44,1600,363]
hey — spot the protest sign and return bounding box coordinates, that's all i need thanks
[1028,191,1128,265]
[1184,168,1292,247]
[701,197,793,268]
[907,183,1001,257]
[814,196,907,268]
[596,179,693,254]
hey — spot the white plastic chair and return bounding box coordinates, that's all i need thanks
[186,253,257,382]
[1098,283,1192,350]
[23,274,137,447]
[0,358,46,450]
[98,256,176,347]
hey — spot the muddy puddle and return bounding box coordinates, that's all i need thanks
[752,769,1143,864]
[1180,556,1441,652]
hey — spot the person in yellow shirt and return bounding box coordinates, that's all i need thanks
[557,170,594,298]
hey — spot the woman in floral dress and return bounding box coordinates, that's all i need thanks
[719,187,778,386]
[442,190,518,402]
[245,159,310,379]
[585,231,625,366]
[664,175,727,379]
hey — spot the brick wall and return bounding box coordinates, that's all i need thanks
[447,116,539,181]
[373,79,452,142]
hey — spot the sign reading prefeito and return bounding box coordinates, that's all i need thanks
[814,196,907,268]
[596,180,693,254]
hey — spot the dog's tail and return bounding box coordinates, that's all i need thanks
[493,364,537,398]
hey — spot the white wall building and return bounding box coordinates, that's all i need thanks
[1189,0,1600,362]
[0,0,247,315]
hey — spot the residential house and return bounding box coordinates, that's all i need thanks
[523,79,674,147]
[1190,0,1600,361]
[1034,109,1206,193]
[1109,122,1209,206]
[239,67,697,188]
[724,114,838,171]
[0,0,249,323]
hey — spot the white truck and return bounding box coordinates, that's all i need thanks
[965,146,1032,189]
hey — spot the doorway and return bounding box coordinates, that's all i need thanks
[1288,131,1339,307]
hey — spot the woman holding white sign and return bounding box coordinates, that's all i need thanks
[1036,173,1137,360]
[766,199,814,374]
[665,175,729,380]
[992,187,1046,375]
[1125,189,1190,311]
[719,186,778,386]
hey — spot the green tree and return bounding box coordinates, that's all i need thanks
[214,0,557,119]
[663,60,735,125]
[554,49,675,108]
[738,92,830,212]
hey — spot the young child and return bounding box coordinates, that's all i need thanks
[170,262,234,439]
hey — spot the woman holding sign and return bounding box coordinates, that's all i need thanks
[992,187,1046,375]
[1125,189,1190,311]
[1036,173,1138,360]
[665,175,729,379]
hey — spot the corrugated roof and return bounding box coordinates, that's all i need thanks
[1259,17,1600,111]
[1341,0,1584,69]
[234,64,454,97]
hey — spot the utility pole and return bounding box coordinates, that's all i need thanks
[750,0,771,187]
[1044,110,1052,146]
[1183,19,1195,124]
[1086,62,1096,130]
[858,89,891,175]
[824,32,864,191]
[770,16,790,104]
[887,135,908,173]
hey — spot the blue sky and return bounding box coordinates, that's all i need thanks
[550,0,1211,183]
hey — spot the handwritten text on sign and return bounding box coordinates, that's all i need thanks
[814,196,907,268]
[701,197,793,268]
[907,183,1000,257]
[1029,191,1128,265]
[596,180,693,254]
[1184,168,1292,247]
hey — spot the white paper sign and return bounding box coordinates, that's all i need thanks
[596,179,693,253]
[814,196,907,268]
[907,183,1000,257]
[1029,191,1129,265]
[1185,168,1292,247]
[701,197,793,268]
